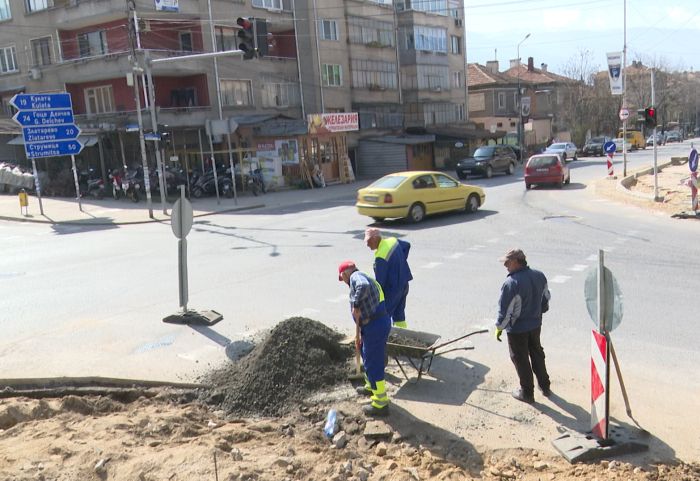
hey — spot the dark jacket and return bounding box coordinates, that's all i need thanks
[496,266,550,333]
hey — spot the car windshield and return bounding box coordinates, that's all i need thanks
[549,143,567,149]
[590,137,606,143]
[369,175,406,189]
[473,147,495,157]
[528,156,558,168]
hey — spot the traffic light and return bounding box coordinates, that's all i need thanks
[644,107,657,129]
[237,17,256,60]
[636,108,646,127]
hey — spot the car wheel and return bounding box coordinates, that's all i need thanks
[407,203,425,223]
[573,154,578,161]
[525,183,531,190]
[565,173,571,185]
[457,172,466,180]
[557,178,564,189]
[371,217,385,223]
[507,163,515,175]
[465,194,480,213]
[485,165,493,179]
[561,153,567,162]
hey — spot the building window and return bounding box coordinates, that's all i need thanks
[351,59,397,90]
[85,85,114,114]
[319,19,338,41]
[169,87,197,107]
[455,103,464,121]
[513,92,518,108]
[30,37,53,66]
[357,103,403,129]
[77,30,107,58]
[450,35,461,54]
[0,45,18,74]
[402,64,448,90]
[252,0,282,9]
[348,16,395,47]
[498,92,506,110]
[220,79,253,106]
[451,71,462,88]
[411,25,447,53]
[215,26,237,51]
[261,76,300,107]
[449,0,459,18]
[0,0,11,20]
[179,32,193,52]
[408,0,447,15]
[26,0,52,13]
[322,64,342,87]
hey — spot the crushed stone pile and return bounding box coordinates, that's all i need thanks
[200,317,352,417]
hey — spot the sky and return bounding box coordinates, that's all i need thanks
[465,0,700,76]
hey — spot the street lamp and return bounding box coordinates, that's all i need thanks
[517,33,531,163]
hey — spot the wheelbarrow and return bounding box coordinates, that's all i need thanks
[386,327,488,382]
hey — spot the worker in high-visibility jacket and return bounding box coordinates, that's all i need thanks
[338,260,391,416]
[364,228,413,328]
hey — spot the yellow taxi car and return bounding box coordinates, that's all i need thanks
[356,171,485,223]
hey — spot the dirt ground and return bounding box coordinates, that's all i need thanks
[593,160,699,218]
[1,317,698,481]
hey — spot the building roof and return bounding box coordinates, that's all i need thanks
[426,125,506,140]
[0,118,21,135]
[502,64,572,85]
[468,63,516,87]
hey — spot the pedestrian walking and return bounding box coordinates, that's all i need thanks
[364,228,413,328]
[338,260,391,416]
[494,248,552,403]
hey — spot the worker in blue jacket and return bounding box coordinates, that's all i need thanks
[494,248,552,404]
[338,260,391,416]
[364,228,413,328]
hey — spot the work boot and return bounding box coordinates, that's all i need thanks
[540,385,552,397]
[511,388,535,404]
[362,404,389,417]
[355,385,372,396]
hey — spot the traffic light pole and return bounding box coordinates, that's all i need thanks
[652,69,659,201]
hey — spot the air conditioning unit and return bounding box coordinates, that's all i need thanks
[455,18,463,27]
[29,68,42,80]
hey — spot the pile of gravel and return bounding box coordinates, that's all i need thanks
[200,317,352,417]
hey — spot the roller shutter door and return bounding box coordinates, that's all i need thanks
[357,141,407,178]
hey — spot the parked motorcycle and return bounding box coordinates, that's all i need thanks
[79,168,105,200]
[121,168,142,203]
[248,167,266,196]
[191,169,232,199]
[109,169,123,200]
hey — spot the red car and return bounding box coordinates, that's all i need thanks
[524,154,570,189]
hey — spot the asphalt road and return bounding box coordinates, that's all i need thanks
[1,140,698,460]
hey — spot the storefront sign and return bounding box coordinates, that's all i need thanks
[307,112,359,134]
[155,0,178,11]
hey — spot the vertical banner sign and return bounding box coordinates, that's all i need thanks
[607,52,623,96]
[521,96,531,120]
[591,329,609,440]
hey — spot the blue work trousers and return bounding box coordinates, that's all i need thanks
[361,314,391,388]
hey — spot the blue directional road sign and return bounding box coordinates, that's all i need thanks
[25,140,83,158]
[22,124,81,143]
[13,109,74,127]
[604,141,616,154]
[10,93,72,110]
[689,148,698,173]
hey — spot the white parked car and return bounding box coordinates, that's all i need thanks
[612,137,632,153]
[545,142,578,161]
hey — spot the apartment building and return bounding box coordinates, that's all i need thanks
[0,0,469,187]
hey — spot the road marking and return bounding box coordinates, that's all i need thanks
[586,254,598,261]
[326,295,348,303]
[446,252,464,259]
[568,264,588,272]
[550,275,572,284]
[421,262,442,269]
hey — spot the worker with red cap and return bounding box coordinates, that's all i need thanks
[338,260,391,416]
[364,228,413,328]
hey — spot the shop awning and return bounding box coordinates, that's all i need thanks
[363,135,435,145]
[8,135,99,147]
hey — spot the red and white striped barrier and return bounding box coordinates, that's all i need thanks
[591,329,609,439]
[606,154,614,177]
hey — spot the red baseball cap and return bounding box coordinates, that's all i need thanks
[338,260,356,281]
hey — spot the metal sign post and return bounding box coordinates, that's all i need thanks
[70,155,82,212]
[163,186,222,326]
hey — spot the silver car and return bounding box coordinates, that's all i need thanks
[545,142,578,161]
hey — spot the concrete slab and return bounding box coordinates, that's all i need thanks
[552,425,649,463]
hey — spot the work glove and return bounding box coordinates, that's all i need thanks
[495,328,503,342]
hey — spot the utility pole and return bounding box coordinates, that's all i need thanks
[143,50,170,214]
[622,0,628,177]
[652,68,659,201]
[127,0,153,218]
